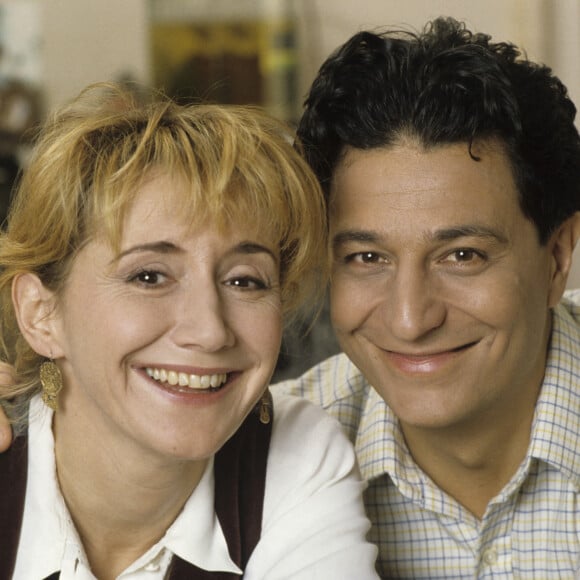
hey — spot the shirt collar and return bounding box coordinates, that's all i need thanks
[161,460,241,574]
[17,396,85,579]
[527,295,580,490]
[20,395,241,578]
[353,380,415,485]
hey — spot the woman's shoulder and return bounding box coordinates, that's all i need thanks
[270,390,353,455]
[266,390,360,494]
[246,392,378,579]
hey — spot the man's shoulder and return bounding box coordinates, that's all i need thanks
[555,289,580,341]
[273,353,372,442]
[275,353,369,405]
[562,288,580,321]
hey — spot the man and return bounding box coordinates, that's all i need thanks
[2,16,580,578]
[278,17,580,577]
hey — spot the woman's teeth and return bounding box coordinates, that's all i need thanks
[145,368,227,390]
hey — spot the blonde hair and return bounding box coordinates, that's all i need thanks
[0,83,327,428]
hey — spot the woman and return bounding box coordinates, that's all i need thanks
[0,84,378,579]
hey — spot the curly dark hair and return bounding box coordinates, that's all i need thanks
[297,17,580,243]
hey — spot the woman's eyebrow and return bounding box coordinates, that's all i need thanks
[232,241,278,262]
[112,241,184,263]
[112,240,277,264]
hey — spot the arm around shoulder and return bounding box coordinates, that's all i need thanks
[245,393,379,579]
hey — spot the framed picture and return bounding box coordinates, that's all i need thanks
[149,0,298,121]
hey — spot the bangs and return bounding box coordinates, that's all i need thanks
[87,107,299,257]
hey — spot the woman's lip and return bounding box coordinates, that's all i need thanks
[135,363,236,375]
[139,368,242,400]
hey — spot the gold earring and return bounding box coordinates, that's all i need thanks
[40,360,63,411]
[258,390,272,425]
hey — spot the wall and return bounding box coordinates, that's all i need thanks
[33,0,580,124]
[41,0,150,111]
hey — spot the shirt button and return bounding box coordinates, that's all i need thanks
[482,547,498,566]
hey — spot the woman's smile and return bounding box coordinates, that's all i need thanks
[145,367,229,390]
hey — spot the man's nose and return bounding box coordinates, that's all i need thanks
[384,264,446,342]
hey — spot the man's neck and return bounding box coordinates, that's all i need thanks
[400,381,541,519]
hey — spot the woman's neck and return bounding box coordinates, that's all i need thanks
[53,410,207,579]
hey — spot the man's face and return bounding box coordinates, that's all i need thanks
[329,139,566,432]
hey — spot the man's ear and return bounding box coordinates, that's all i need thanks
[12,273,64,358]
[547,211,580,307]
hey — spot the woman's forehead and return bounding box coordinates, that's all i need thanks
[112,175,277,246]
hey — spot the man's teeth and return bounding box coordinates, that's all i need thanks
[145,368,227,390]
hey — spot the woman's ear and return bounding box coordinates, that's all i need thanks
[548,211,580,307]
[12,273,63,358]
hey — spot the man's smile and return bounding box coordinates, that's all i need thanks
[382,341,479,375]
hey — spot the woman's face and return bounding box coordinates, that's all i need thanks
[50,173,283,461]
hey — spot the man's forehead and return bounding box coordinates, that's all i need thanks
[326,138,538,248]
[332,137,514,179]
[329,139,518,207]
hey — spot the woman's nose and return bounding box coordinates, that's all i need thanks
[169,286,235,352]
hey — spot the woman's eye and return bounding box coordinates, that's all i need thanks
[225,276,268,290]
[129,270,167,286]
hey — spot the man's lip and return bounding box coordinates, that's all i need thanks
[387,342,478,359]
[383,342,478,373]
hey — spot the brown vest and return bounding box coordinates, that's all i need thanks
[0,405,272,579]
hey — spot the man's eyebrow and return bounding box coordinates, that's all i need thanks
[332,230,380,251]
[433,225,509,244]
[332,225,509,251]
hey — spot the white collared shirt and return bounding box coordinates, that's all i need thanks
[13,392,378,579]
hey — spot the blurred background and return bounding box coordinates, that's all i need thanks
[1,0,579,377]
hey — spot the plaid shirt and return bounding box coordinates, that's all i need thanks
[276,291,580,578]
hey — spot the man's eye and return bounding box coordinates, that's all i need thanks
[352,251,385,265]
[445,249,486,263]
